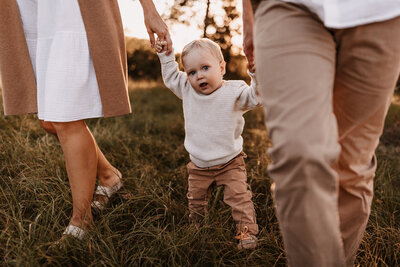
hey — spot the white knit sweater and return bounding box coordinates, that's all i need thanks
[158,51,260,168]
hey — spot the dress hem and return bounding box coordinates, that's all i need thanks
[38,112,104,122]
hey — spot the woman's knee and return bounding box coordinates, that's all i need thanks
[52,120,85,132]
[39,120,57,135]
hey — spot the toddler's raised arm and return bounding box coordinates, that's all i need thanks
[237,72,261,111]
[157,51,191,99]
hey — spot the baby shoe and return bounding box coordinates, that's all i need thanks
[236,226,258,250]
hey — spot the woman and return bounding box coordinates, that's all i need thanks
[0,0,172,241]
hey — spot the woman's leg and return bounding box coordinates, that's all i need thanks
[95,143,121,187]
[40,120,122,209]
[50,120,98,227]
[90,133,122,207]
[40,120,57,136]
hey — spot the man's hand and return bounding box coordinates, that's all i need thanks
[242,0,255,69]
[247,60,256,73]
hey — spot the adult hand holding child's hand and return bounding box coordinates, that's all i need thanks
[247,60,255,73]
[140,0,172,55]
[155,38,168,53]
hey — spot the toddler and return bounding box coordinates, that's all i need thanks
[156,38,260,249]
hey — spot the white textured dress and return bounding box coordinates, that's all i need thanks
[16,0,103,122]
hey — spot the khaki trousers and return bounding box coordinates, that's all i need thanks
[254,1,400,266]
[187,152,258,235]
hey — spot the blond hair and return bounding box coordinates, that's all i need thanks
[181,38,224,67]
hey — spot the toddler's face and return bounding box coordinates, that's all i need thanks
[183,48,225,95]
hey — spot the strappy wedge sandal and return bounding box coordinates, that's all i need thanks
[63,224,87,240]
[91,179,123,211]
[49,225,88,250]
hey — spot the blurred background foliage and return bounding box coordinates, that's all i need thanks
[126,36,249,83]
[127,0,250,83]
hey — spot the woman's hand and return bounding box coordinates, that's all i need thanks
[139,0,172,55]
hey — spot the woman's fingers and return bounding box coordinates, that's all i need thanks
[155,33,172,55]
[145,20,172,55]
[164,32,173,55]
[148,31,156,48]
[154,28,172,55]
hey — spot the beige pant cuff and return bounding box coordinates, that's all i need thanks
[236,223,258,235]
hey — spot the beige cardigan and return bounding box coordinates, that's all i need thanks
[0,0,131,117]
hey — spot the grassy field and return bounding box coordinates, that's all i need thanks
[0,82,399,266]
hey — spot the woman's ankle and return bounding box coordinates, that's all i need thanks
[70,214,93,229]
[97,167,121,186]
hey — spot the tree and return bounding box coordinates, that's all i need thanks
[203,0,241,78]
[165,0,247,80]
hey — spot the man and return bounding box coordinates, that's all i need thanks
[242,0,400,266]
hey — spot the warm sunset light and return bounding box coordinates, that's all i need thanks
[1,1,399,266]
[117,0,243,52]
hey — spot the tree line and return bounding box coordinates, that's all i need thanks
[126,36,249,82]
[127,0,250,82]
[129,0,400,89]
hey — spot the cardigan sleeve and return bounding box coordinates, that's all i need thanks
[157,51,190,99]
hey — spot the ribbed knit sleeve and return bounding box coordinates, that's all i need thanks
[157,51,190,99]
[236,72,261,111]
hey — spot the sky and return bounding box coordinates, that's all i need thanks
[117,0,243,52]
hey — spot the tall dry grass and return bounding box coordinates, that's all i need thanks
[0,85,399,266]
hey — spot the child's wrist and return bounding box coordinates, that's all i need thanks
[248,70,256,77]
[157,49,175,63]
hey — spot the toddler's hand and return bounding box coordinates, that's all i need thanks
[155,38,168,53]
[247,60,256,73]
